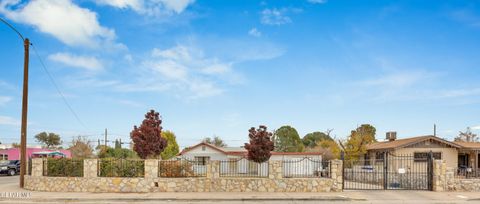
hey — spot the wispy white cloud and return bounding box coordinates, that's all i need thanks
[350,69,444,103]
[451,9,480,28]
[66,77,120,89]
[96,0,195,16]
[118,100,143,107]
[307,0,327,4]
[472,126,480,130]
[0,96,12,106]
[49,52,104,71]
[141,45,229,98]
[361,70,434,89]
[222,113,242,128]
[0,80,15,90]
[95,0,143,10]
[248,28,262,37]
[0,116,19,126]
[261,8,292,25]
[0,0,117,48]
[438,88,480,98]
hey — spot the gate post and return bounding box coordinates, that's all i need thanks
[331,160,343,192]
[428,151,434,191]
[340,151,344,190]
[432,159,446,192]
[383,152,388,189]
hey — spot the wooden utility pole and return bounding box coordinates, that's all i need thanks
[19,38,30,188]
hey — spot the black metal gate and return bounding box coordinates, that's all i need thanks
[342,152,433,190]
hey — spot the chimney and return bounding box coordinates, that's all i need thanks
[386,132,397,141]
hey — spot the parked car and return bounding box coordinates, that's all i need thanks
[0,160,20,176]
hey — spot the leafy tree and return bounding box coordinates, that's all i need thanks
[454,127,478,142]
[274,126,304,152]
[130,110,167,159]
[244,125,275,163]
[306,139,341,160]
[202,135,227,147]
[97,146,138,159]
[34,132,62,149]
[68,136,94,159]
[161,130,180,160]
[302,131,333,148]
[340,124,377,161]
[12,143,20,148]
[114,139,122,149]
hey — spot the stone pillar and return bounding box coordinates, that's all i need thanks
[31,158,44,177]
[330,159,343,192]
[268,160,282,179]
[445,167,455,191]
[208,161,219,179]
[145,159,159,178]
[84,159,98,178]
[432,160,446,192]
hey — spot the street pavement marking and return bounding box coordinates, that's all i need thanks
[457,195,468,199]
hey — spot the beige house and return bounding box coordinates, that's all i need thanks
[177,142,322,162]
[177,142,325,177]
[366,133,480,171]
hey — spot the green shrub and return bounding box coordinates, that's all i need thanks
[159,160,196,177]
[98,158,144,177]
[44,158,83,177]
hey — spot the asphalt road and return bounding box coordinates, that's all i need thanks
[0,175,19,186]
[1,176,480,203]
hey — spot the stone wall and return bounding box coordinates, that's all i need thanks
[25,158,342,193]
[431,159,480,192]
[443,166,480,192]
[447,179,480,191]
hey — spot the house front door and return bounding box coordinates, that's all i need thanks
[458,154,469,167]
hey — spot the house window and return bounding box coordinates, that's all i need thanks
[375,152,385,160]
[202,146,206,151]
[195,156,209,165]
[364,154,371,165]
[0,154,7,160]
[414,152,441,162]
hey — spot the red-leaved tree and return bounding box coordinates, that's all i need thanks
[244,125,275,163]
[130,110,167,159]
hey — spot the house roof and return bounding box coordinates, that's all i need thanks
[453,141,480,150]
[178,142,322,156]
[366,135,462,151]
[178,142,227,155]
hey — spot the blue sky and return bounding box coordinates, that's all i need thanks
[0,0,479,149]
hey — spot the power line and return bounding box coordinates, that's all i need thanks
[30,44,88,131]
[0,17,24,40]
[2,16,90,140]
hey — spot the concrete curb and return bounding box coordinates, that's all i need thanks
[0,196,365,203]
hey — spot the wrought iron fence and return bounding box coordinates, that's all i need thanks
[454,167,480,179]
[219,158,268,178]
[282,158,330,178]
[42,158,84,177]
[342,153,433,190]
[97,158,144,177]
[159,159,206,177]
